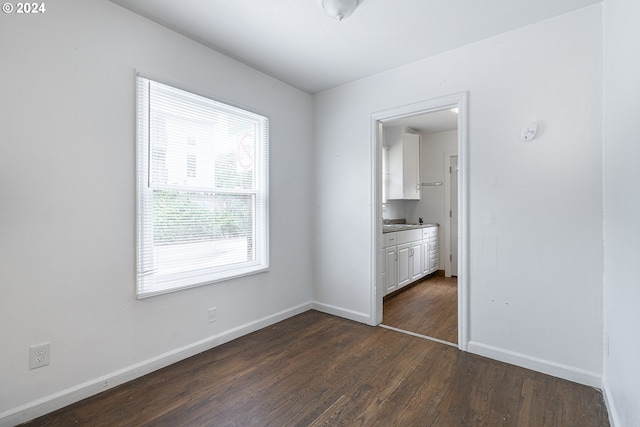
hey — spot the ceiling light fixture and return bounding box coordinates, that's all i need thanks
[319,0,361,21]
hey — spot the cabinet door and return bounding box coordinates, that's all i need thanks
[403,133,421,200]
[422,240,431,275]
[387,139,403,200]
[385,246,398,295]
[387,132,421,201]
[397,243,411,288]
[430,255,439,273]
[411,240,423,281]
[429,227,439,273]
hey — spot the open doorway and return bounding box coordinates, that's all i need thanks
[370,93,468,351]
[380,111,458,345]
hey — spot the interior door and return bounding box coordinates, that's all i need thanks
[451,155,459,276]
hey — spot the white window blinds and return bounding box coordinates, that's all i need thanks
[136,76,269,298]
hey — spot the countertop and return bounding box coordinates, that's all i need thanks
[382,223,438,233]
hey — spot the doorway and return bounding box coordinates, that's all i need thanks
[382,275,458,345]
[380,115,457,345]
[370,93,469,351]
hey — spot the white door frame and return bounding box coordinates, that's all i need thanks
[370,92,470,351]
[444,154,459,278]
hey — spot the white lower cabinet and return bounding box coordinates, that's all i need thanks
[422,226,439,274]
[429,227,439,273]
[384,245,398,294]
[410,240,423,282]
[397,243,411,289]
[429,236,440,273]
[422,239,431,276]
[384,225,439,296]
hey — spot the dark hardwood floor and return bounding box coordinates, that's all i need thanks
[23,310,608,426]
[383,274,458,344]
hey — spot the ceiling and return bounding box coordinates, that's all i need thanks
[109,0,600,94]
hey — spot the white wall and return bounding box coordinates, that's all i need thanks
[313,5,603,384]
[381,200,409,221]
[0,0,313,423]
[411,130,457,225]
[602,0,640,425]
[412,130,458,271]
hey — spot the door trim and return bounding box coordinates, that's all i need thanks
[444,152,455,277]
[370,92,470,351]
[445,154,460,278]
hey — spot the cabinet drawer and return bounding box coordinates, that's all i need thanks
[430,256,439,269]
[422,228,431,239]
[423,226,438,239]
[397,229,423,245]
[384,232,398,247]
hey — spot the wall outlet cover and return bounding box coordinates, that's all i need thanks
[29,343,50,369]
[208,307,217,323]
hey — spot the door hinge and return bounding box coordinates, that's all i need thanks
[450,254,453,261]
[449,166,452,173]
[449,210,452,218]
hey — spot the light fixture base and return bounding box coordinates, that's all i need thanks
[318,0,362,21]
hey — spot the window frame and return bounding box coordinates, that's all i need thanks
[135,75,269,299]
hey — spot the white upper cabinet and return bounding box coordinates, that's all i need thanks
[386,128,421,200]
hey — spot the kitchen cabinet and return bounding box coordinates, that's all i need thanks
[429,227,439,273]
[395,228,422,291]
[410,240,423,282]
[383,232,398,295]
[382,232,398,297]
[387,131,420,200]
[384,246,397,295]
[397,243,411,289]
[422,226,439,274]
[383,225,439,296]
[422,238,431,276]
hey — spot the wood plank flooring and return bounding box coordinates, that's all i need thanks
[23,311,608,426]
[383,274,458,344]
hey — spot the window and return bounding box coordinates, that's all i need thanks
[136,76,269,298]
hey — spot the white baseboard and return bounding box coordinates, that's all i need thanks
[311,302,371,324]
[467,341,602,388]
[0,302,313,427]
[602,377,619,427]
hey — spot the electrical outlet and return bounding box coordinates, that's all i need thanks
[29,343,50,369]
[208,307,217,323]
